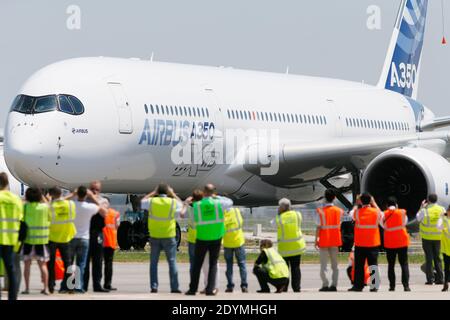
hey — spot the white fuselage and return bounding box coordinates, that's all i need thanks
[4,57,420,205]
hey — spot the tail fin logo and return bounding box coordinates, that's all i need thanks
[382,0,428,98]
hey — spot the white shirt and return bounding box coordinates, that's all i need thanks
[416,204,444,229]
[380,206,409,229]
[73,200,100,240]
[141,194,183,217]
[203,196,233,212]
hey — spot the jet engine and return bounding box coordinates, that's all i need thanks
[362,147,450,224]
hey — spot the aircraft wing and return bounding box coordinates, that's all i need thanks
[227,130,450,186]
[420,117,450,131]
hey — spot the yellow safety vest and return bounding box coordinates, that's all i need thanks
[187,206,197,244]
[0,190,23,246]
[49,200,77,243]
[223,208,245,248]
[147,197,177,238]
[441,217,450,256]
[276,210,306,257]
[24,202,51,245]
[263,248,289,279]
[420,204,444,241]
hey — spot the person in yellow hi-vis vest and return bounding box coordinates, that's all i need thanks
[141,183,183,293]
[274,198,306,292]
[416,193,445,285]
[223,207,248,293]
[440,206,450,292]
[48,187,77,294]
[253,239,289,293]
[0,172,23,301]
[22,187,51,295]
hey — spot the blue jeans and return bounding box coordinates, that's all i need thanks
[70,238,89,290]
[150,237,179,291]
[188,242,195,280]
[224,246,248,289]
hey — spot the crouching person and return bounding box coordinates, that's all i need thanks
[253,239,289,293]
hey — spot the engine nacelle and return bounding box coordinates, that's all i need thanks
[362,147,450,222]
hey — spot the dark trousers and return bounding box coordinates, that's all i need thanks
[346,266,353,284]
[253,266,288,292]
[283,255,301,292]
[422,239,443,283]
[385,247,409,288]
[84,235,104,291]
[103,247,115,288]
[444,254,450,284]
[188,239,221,294]
[0,245,17,300]
[354,246,379,290]
[48,241,72,292]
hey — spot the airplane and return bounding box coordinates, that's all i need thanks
[4,0,450,224]
[0,130,25,198]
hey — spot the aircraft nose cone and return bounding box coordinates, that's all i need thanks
[4,117,56,187]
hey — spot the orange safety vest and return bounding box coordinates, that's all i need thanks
[349,252,370,284]
[383,208,410,249]
[354,206,381,247]
[317,205,343,247]
[103,208,119,249]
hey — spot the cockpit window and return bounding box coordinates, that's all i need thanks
[58,95,74,114]
[19,96,35,113]
[34,95,57,113]
[67,96,84,114]
[10,95,23,111]
[10,94,85,115]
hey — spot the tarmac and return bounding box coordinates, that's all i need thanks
[5,262,450,300]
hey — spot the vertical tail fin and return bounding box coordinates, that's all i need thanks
[377,0,428,99]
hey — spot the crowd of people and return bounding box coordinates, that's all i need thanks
[1,171,450,300]
[0,174,119,300]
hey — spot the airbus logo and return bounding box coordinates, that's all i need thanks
[138,118,215,146]
[72,128,89,134]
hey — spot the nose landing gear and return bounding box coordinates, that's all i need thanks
[319,164,361,252]
[117,197,182,251]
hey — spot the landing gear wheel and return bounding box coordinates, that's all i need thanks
[132,220,148,250]
[117,221,132,251]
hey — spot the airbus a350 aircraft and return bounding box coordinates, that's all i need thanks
[4,0,450,221]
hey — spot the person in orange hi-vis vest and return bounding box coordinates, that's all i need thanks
[347,251,370,285]
[348,193,382,292]
[381,196,411,292]
[102,199,120,291]
[315,189,344,292]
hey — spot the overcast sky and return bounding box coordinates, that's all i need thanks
[1,0,449,127]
